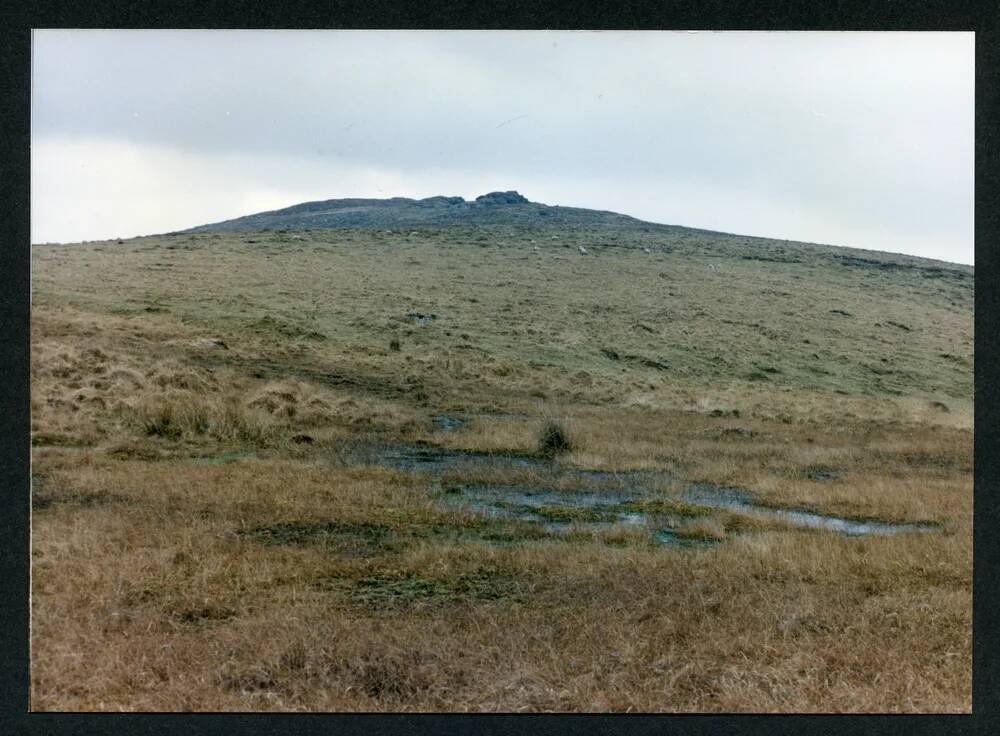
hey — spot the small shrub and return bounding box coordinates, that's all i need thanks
[537,420,572,457]
[389,339,401,352]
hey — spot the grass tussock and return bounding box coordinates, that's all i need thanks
[674,515,728,541]
[118,392,281,446]
[536,420,572,458]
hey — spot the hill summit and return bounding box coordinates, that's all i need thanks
[181,191,659,233]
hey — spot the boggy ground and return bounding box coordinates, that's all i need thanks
[29,227,972,711]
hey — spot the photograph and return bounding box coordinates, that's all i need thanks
[28,29,973,712]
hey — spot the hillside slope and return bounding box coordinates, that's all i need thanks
[33,224,973,404]
[180,191,676,233]
[29,221,973,713]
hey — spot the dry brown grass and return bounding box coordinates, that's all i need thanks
[29,231,972,712]
[30,453,970,712]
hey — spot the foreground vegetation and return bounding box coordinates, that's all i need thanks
[30,226,972,711]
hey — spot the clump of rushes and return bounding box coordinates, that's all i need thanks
[537,420,572,457]
[615,498,713,518]
[530,505,617,523]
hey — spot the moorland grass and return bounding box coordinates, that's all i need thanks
[29,227,972,712]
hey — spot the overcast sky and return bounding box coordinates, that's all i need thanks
[32,30,973,264]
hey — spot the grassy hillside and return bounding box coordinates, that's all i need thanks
[33,226,972,407]
[30,225,972,712]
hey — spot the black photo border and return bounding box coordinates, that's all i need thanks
[1,2,996,734]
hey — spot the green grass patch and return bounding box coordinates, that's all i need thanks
[239,521,398,555]
[240,512,553,554]
[347,568,524,608]
[496,502,619,523]
[613,498,713,517]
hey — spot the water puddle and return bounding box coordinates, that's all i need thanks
[438,484,715,549]
[351,442,666,490]
[654,529,723,549]
[432,415,467,432]
[445,485,635,520]
[345,442,939,546]
[683,483,938,536]
[345,442,551,475]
